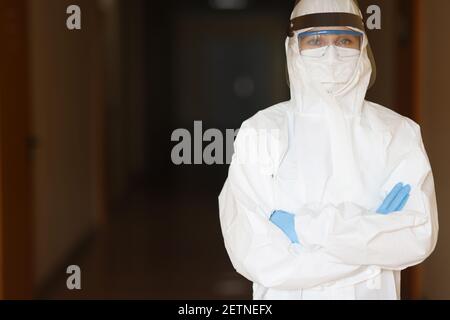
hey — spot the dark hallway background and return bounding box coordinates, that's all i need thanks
[35,0,296,299]
[4,0,447,299]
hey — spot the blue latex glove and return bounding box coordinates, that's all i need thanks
[270,211,300,244]
[377,182,411,215]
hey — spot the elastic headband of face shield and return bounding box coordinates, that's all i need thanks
[286,12,377,89]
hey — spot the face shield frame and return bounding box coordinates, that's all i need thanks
[286,12,377,89]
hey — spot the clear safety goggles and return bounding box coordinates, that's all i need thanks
[297,29,363,57]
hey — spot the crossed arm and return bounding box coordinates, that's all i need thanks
[271,182,412,245]
[219,120,438,290]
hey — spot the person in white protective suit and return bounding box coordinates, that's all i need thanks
[218,0,439,300]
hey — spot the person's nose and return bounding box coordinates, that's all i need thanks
[323,45,340,63]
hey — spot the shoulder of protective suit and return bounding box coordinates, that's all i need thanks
[239,101,291,131]
[364,101,422,141]
[234,102,290,174]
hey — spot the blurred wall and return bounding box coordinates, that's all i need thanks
[104,0,151,206]
[103,0,129,206]
[29,0,103,290]
[419,0,450,300]
[122,0,149,182]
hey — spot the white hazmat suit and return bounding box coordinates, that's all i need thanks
[218,0,438,300]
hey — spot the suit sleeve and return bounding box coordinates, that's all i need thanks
[294,120,439,270]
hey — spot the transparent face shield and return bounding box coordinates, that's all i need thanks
[286,12,377,88]
[297,29,363,58]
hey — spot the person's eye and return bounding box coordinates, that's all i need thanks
[338,38,352,46]
[307,37,322,46]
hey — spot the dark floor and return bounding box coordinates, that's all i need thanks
[38,187,251,299]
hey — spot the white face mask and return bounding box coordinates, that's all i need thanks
[301,46,360,94]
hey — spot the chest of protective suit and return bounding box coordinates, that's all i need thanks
[274,113,391,213]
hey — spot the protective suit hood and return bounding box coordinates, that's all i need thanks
[291,0,361,17]
[286,0,375,115]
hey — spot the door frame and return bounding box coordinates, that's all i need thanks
[397,0,423,300]
[0,0,33,299]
